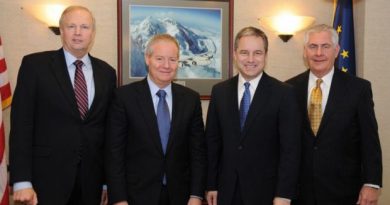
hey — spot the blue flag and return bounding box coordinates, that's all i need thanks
[333,0,356,75]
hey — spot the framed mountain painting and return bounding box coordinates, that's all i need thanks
[118,0,233,99]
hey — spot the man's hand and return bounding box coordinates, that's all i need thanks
[100,189,108,205]
[13,188,38,205]
[113,201,128,205]
[356,186,380,205]
[273,197,290,205]
[206,191,218,205]
[187,197,202,205]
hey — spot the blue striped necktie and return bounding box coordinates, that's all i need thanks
[240,82,251,129]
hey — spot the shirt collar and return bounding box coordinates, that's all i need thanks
[147,75,172,97]
[238,72,263,89]
[309,68,334,88]
[63,49,91,68]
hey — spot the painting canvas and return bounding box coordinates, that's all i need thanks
[129,5,222,79]
[118,0,232,98]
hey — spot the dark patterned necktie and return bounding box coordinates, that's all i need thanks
[73,60,88,120]
[240,82,251,130]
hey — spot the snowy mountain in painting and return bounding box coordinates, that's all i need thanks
[130,16,221,79]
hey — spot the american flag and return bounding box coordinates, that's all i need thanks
[0,36,11,205]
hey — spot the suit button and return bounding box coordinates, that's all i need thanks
[237,145,243,150]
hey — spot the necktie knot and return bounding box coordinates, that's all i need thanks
[157,90,167,99]
[316,78,323,88]
[244,82,250,90]
[74,60,84,69]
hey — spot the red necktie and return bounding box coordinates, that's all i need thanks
[73,60,88,120]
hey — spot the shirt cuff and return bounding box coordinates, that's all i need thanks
[364,183,381,189]
[13,181,33,192]
[190,195,203,200]
[275,197,291,202]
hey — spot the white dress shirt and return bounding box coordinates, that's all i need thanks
[237,72,262,108]
[307,68,334,113]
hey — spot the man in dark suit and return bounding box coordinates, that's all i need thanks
[9,6,116,205]
[105,34,206,205]
[286,24,382,205]
[206,26,301,205]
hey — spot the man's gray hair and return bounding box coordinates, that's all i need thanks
[304,24,339,45]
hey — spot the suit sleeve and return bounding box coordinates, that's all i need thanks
[276,86,301,199]
[9,56,37,184]
[189,93,207,197]
[358,82,382,187]
[105,90,129,203]
[205,86,221,191]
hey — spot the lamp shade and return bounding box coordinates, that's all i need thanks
[259,14,315,35]
[25,4,66,27]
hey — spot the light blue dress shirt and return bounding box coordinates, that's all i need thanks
[147,76,172,119]
[64,49,95,108]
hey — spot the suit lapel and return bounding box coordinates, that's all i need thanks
[227,76,242,137]
[166,83,182,154]
[240,73,272,140]
[136,79,164,154]
[86,55,104,120]
[49,49,80,119]
[317,69,346,136]
[294,71,311,132]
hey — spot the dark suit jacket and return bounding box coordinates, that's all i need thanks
[206,73,301,205]
[9,48,117,205]
[105,79,206,205]
[286,69,382,204]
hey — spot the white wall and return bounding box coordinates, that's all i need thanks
[1,0,389,203]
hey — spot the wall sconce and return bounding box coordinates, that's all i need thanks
[258,13,315,42]
[24,4,67,35]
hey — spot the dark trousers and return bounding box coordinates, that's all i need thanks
[293,199,357,205]
[159,185,170,205]
[67,165,84,205]
[232,179,244,205]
